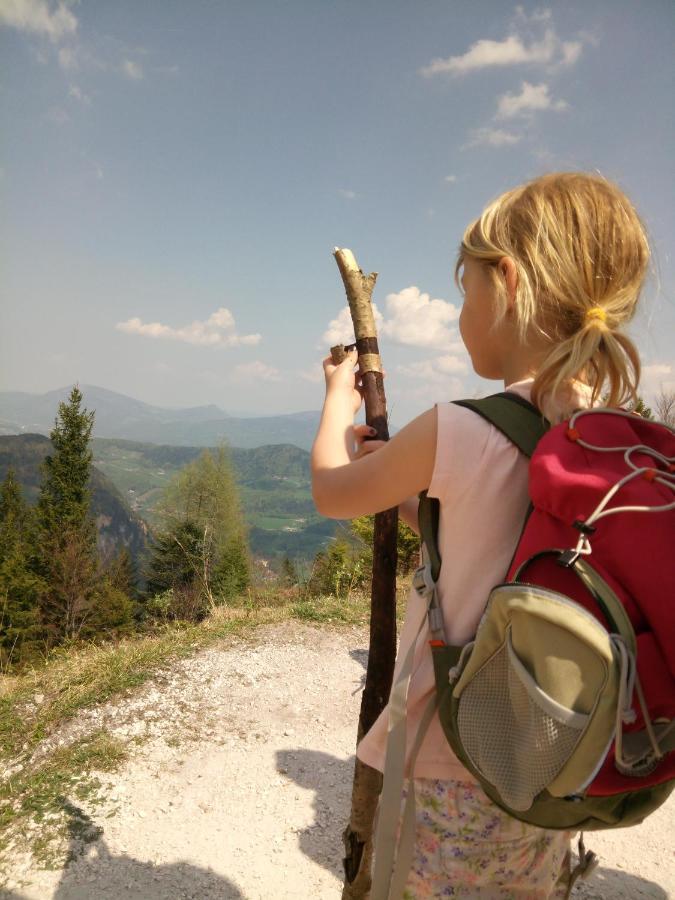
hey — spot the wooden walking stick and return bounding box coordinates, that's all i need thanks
[331,248,398,899]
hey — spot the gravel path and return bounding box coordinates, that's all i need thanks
[3,622,673,899]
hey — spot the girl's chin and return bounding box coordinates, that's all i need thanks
[472,362,502,380]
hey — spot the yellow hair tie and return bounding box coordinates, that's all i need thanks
[585,306,607,325]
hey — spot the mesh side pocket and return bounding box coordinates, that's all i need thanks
[456,634,589,811]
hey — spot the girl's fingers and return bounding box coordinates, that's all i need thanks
[353,424,377,438]
[354,439,386,458]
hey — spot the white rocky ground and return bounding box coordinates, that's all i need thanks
[2,622,673,899]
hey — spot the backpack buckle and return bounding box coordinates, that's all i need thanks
[413,562,436,598]
[557,549,580,568]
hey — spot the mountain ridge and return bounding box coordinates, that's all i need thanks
[0,385,322,450]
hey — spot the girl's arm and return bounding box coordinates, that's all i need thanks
[398,496,421,534]
[311,351,436,520]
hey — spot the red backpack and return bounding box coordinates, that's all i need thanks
[372,393,675,900]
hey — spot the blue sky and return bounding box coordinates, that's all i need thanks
[1,0,674,424]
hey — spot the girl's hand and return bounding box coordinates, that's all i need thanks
[352,424,385,459]
[322,349,363,416]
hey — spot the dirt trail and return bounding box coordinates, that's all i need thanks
[3,622,673,899]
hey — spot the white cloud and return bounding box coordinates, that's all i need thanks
[398,355,469,381]
[444,174,457,184]
[116,307,261,347]
[420,27,582,77]
[0,0,77,42]
[561,43,582,67]
[233,361,281,382]
[514,6,552,25]
[463,128,522,149]
[338,188,357,200]
[321,303,384,347]
[321,287,462,352]
[298,364,323,384]
[68,83,91,105]
[121,58,143,80]
[381,287,461,350]
[496,81,567,118]
[643,364,673,378]
[641,363,675,394]
[396,377,467,413]
[57,44,77,69]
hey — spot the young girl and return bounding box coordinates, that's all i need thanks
[311,172,650,898]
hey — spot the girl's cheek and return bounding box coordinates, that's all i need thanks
[458,308,468,345]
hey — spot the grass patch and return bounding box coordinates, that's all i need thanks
[0,730,127,869]
[291,592,371,625]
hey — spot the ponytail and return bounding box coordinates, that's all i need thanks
[532,319,641,414]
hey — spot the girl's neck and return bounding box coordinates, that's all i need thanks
[501,358,538,388]
[499,327,549,388]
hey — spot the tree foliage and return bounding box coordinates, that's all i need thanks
[0,468,45,664]
[37,386,95,535]
[32,388,102,642]
[307,515,420,599]
[143,447,250,619]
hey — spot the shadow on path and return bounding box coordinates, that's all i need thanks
[277,738,669,899]
[4,799,245,900]
[276,747,354,884]
[573,863,668,898]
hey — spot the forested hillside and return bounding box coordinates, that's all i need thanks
[0,434,148,565]
[0,435,336,564]
[90,438,335,562]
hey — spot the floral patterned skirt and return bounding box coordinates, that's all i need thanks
[396,777,573,899]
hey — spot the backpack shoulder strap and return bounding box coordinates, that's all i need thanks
[454,392,549,457]
[418,393,549,582]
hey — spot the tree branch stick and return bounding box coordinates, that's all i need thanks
[332,247,398,899]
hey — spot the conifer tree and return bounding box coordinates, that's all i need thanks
[0,468,29,559]
[0,468,45,664]
[106,547,139,600]
[37,386,95,534]
[35,387,100,642]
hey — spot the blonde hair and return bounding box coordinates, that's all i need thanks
[457,172,649,412]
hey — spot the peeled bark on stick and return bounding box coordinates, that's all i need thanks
[332,248,398,900]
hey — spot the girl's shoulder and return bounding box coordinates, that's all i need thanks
[432,396,522,491]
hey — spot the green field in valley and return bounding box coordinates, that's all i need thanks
[91,438,337,562]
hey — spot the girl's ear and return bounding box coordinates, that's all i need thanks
[498,256,518,313]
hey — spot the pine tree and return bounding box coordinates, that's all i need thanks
[0,469,45,664]
[37,386,95,534]
[35,387,100,642]
[106,547,138,600]
[0,468,28,559]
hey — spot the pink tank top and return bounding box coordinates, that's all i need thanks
[356,379,590,779]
